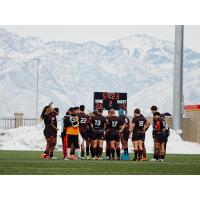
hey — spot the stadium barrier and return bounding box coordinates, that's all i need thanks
[0,114,37,129]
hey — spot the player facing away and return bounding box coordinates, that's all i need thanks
[78,105,89,159]
[150,105,170,161]
[106,109,124,160]
[63,107,82,160]
[118,109,130,160]
[131,108,150,161]
[153,112,169,162]
[41,104,59,160]
[105,110,112,160]
[90,109,107,160]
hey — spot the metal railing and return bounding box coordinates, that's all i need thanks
[0,117,37,129]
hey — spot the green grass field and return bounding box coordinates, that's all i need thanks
[0,150,200,175]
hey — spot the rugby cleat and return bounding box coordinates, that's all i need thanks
[106,156,110,160]
[86,156,90,160]
[50,157,58,160]
[64,157,70,160]
[150,158,157,162]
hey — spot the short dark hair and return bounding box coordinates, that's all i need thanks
[153,112,161,117]
[54,107,59,115]
[134,108,140,114]
[74,107,80,110]
[80,105,85,111]
[68,107,74,112]
[151,105,158,111]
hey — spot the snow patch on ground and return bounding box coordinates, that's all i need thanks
[1,125,200,154]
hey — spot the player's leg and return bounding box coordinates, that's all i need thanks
[132,140,139,161]
[105,133,111,160]
[110,139,115,160]
[92,139,98,160]
[49,136,57,159]
[73,135,81,159]
[64,135,73,160]
[160,141,166,161]
[98,139,103,160]
[138,140,144,161]
[154,141,161,161]
[80,130,86,159]
[115,132,121,160]
[43,137,51,159]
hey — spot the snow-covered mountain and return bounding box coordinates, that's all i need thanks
[0,28,200,117]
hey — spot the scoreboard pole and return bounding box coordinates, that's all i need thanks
[173,25,184,132]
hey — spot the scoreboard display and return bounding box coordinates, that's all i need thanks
[94,92,127,111]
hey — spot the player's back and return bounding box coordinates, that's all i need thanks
[132,115,147,132]
[92,114,106,130]
[107,116,120,131]
[78,112,89,129]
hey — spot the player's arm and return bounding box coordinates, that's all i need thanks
[130,121,135,133]
[144,119,150,132]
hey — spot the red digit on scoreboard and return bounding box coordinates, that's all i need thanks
[112,93,115,100]
[103,93,107,100]
[96,103,103,110]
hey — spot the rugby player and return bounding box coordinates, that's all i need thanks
[118,109,130,160]
[131,108,150,161]
[41,105,59,160]
[63,107,82,160]
[153,112,168,161]
[106,109,124,160]
[90,109,107,160]
[78,105,89,159]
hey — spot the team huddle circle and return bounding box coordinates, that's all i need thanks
[40,104,170,162]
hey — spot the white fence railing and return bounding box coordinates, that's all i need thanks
[0,117,37,129]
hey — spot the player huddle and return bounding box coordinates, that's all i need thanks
[41,104,170,161]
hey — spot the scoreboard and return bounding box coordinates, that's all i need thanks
[93,92,127,111]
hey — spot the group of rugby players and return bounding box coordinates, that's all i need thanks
[41,104,170,162]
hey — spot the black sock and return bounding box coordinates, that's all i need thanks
[134,150,138,160]
[44,151,48,155]
[99,147,103,157]
[86,146,89,156]
[50,152,53,157]
[106,147,110,157]
[90,147,94,158]
[111,148,115,158]
[161,155,165,159]
[93,147,97,157]
[81,150,84,157]
[116,148,120,158]
[138,150,143,160]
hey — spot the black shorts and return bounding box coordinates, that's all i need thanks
[122,128,129,141]
[91,129,104,140]
[85,130,92,140]
[132,131,145,141]
[79,128,88,140]
[155,132,168,143]
[67,134,79,149]
[108,131,120,142]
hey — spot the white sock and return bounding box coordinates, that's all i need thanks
[75,149,81,158]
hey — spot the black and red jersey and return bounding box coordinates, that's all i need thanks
[106,116,121,131]
[78,112,89,129]
[91,114,107,130]
[131,115,147,132]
